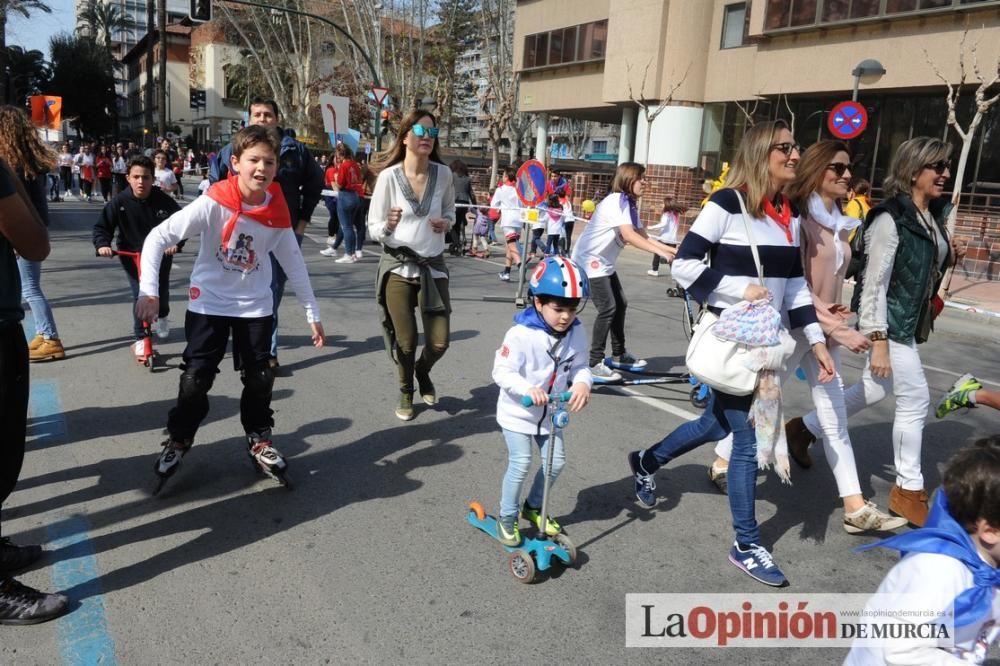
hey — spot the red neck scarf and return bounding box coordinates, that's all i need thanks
[762,194,793,243]
[206,175,291,249]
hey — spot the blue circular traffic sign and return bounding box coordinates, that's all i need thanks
[827,101,868,140]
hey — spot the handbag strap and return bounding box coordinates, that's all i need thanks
[733,190,765,285]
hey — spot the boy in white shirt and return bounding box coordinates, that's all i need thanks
[491,256,592,545]
[846,437,1000,665]
[153,151,178,195]
[136,125,325,489]
[491,167,521,281]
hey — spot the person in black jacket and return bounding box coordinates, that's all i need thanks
[93,156,181,358]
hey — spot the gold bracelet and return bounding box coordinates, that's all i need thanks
[867,331,888,341]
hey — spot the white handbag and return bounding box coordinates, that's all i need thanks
[684,191,765,397]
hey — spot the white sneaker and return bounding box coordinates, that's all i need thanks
[647,270,659,277]
[354,250,364,259]
[843,501,909,534]
[325,236,337,245]
[589,362,622,382]
[334,255,357,264]
[319,247,338,257]
[133,340,146,358]
[154,317,169,339]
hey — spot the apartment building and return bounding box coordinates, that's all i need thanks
[514,0,1000,204]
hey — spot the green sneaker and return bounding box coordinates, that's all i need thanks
[936,373,981,419]
[395,392,414,421]
[521,503,561,536]
[497,514,521,546]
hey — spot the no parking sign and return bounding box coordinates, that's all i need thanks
[827,101,868,140]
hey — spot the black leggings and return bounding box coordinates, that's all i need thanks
[588,273,628,366]
[0,325,29,528]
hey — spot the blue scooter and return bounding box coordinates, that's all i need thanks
[467,391,577,583]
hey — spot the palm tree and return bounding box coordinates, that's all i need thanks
[5,44,50,102]
[0,0,52,102]
[76,0,130,53]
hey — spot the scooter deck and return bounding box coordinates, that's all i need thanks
[467,510,571,571]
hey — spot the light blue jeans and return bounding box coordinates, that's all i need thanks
[18,257,59,339]
[499,428,565,518]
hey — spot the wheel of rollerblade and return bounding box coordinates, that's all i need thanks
[666,287,680,297]
[146,353,156,372]
[553,533,577,565]
[508,550,536,584]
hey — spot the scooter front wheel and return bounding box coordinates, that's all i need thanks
[553,533,577,565]
[508,550,536,584]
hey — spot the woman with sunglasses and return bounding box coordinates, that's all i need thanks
[795,137,959,528]
[708,141,908,535]
[368,110,455,421]
[626,120,835,588]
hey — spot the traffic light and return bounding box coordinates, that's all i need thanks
[379,109,390,137]
[189,0,211,22]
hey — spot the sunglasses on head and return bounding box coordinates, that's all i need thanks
[923,160,951,175]
[826,162,851,177]
[771,142,802,158]
[411,125,439,139]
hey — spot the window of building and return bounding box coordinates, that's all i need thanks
[767,0,999,29]
[592,140,608,153]
[721,3,748,48]
[523,19,607,70]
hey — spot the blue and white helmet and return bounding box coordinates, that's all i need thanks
[528,256,590,300]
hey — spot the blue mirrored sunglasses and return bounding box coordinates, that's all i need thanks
[411,124,439,138]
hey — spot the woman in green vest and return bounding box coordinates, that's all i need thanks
[805,136,959,528]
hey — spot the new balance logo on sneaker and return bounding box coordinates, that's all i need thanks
[728,542,788,587]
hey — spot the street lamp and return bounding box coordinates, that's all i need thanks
[851,59,886,102]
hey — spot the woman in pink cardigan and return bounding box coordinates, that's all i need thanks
[708,141,908,535]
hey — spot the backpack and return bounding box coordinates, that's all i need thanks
[845,218,867,281]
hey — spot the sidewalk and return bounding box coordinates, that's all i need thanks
[944,273,1000,317]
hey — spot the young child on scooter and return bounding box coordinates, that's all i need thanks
[93,155,182,357]
[134,125,325,489]
[491,256,592,546]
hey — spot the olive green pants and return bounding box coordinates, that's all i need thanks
[384,273,451,393]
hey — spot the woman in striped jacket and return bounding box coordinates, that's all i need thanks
[626,120,834,588]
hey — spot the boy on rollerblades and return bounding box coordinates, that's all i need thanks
[135,126,325,492]
[491,256,592,546]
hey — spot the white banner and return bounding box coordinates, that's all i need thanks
[319,94,350,136]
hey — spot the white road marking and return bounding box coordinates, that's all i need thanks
[614,385,701,421]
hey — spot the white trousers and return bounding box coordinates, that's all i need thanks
[713,331,865,498]
[803,338,927,491]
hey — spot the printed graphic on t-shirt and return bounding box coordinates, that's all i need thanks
[217,232,259,272]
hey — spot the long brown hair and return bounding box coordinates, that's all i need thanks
[611,162,644,201]
[0,105,57,179]
[726,119,790,219]
[369,109,443,174]
[785,140,850,211]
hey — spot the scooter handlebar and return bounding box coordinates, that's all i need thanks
[520,391,573,407]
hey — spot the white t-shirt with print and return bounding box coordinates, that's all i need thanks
[571,192,637,278]
[154,168,177,190]
[490,183,521,231]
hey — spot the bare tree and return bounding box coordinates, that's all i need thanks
[552,117,592,160]
[924,28,1000,237]
[507,110,534,162]
[479,0,515,184]
[625,58,690,169]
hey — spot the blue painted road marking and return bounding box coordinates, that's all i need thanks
[28,379,117,665]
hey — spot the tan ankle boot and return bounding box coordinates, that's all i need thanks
[889,486,929,527]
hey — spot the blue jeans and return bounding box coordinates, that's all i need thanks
[337,190,360,255]
[499,428,565,518]
[17,257,59,339]
[269,232,305,358]
[639,391,759,545]
[123,255,172,339]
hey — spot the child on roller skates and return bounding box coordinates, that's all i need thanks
[135,125,325,490]
[491,256,592,546]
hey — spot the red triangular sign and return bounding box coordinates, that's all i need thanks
[371,86,389,105]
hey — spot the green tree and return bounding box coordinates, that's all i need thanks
[49,32,116,137]
[4,45,50,103]
[0,0,52,102]
[428,0,478,145]
[76,0,130,53]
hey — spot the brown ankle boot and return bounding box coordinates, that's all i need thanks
[785,417,814,469]
[889,486,929,527]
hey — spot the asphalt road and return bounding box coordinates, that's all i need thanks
[2,191,998,665]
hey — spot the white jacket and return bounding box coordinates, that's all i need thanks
[492,321,592,435]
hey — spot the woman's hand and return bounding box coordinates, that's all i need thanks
[566,382,591,412]
[310,322,325,348]
[429,218,450,234]
[843,330,872,354]
[164,245,180,256]
[743,284,770,301]
[950,237,966,265]
[135,295,159,323]
[386,207,403,233]
[869,339,891,379]
[657,245,677,262]
[812,343,836,383]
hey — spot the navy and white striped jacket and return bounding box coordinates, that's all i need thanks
[672,188,824,345]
